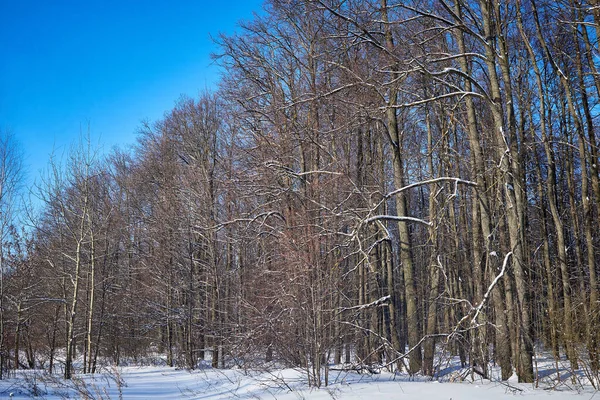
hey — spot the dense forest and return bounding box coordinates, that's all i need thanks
[1,0,600,387]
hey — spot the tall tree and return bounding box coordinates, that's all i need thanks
[0,129,24,379]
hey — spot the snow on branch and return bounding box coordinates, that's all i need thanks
[362,177,476,228]
[365,215,432,226]
[448,251,513,336]
[386,91,485,109]
[265,160,342,179]
[384,177,477,199]
[336,295,391,313]
[470,251,512,326]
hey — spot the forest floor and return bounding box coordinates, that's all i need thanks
[0,356,596,399]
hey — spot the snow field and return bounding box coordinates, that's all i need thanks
[0,365,594,399]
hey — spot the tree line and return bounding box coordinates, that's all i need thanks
[1,0,599,387]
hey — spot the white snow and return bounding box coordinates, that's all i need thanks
[0,365,593,399]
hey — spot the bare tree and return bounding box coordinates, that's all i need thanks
[0,129,24,379]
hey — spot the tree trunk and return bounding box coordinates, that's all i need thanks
[479,0,533,382]
[381,0,421,374]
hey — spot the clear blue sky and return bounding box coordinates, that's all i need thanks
[0,0,263,186]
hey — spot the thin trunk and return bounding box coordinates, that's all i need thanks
[572,11,600,371]
[531,0,590,371]
[515,2,565,374]
[14,303,21,370]
[86,229,96,374]
[0,249,4,379]
[423,112,439,377]
[48,304,60,374]
[381,0,421,374]
[453,0,509,378]
[479,0,533,382]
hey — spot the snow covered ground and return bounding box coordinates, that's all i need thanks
[0,364,594,399]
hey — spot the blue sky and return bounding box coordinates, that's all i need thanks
[0,0,263,186]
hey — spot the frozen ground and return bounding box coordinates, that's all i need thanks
[0,364,595,399]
